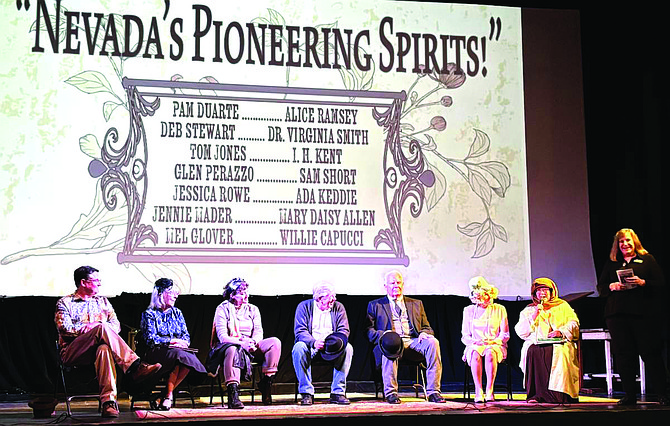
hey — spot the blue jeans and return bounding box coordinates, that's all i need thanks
[292,341,353,395]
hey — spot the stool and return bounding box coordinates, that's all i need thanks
[580,328,646,396]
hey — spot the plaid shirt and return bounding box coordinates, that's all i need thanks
[55,292,120,350]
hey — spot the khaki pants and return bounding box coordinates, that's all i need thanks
[61,323,139,403]
[222,337,281,384]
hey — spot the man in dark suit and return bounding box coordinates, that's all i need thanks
[366,270,445,404]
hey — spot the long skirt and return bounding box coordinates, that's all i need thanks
[144,345,207,383]
[525,344,577,403]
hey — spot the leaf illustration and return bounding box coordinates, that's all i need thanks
[457,221,484,237]
[465,128,491,159]
[472,228,496,258]
[467,166,492,205]
[424,160,447,211]
[65,70,115,96]
[492,222,508,242]
[79,134,102,159]
[475,161,511,198]
[102,101,123,122]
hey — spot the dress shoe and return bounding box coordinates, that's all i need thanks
[131,362,161,382]
[329,394,350,405]
[617,395,637,406]
[428,393,446,403]
[386,393,401,404]
[101,400,119,418]
[159,395,172,411]
[300,393,313,406]
[658,395,670,406]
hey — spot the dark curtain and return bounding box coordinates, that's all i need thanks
[0,292,608,396]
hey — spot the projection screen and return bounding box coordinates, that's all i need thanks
[1,0,543,297]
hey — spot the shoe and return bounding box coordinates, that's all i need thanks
[485,393,495,402]
[617,395,637,406]
[386,393,401,404]
[258,375,273,405]
[659,395,670,406]
[101,400,119,418]
[474,391,484,403]
[329,394,350,405]
[159,395,172,411]
[131,362,162,382]
[299,393,313,406]
[227,383,244,409]
[428,393,446,403]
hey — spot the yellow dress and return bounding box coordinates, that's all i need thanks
[515,301,580,398]
[461,303,509,365]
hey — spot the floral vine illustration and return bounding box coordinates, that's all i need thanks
[1,3,192,291]
[398,64,512,258]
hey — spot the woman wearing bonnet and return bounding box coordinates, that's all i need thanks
[515,278,580,403]
[461,276,509,403]
[205,278,281,408]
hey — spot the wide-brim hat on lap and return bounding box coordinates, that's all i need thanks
[321,332,348,361]
[379,331,403,360]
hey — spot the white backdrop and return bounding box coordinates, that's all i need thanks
[0,0,531,297]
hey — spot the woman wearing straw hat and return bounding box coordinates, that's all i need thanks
[461,276,509,403]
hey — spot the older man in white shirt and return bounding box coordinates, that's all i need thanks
[292,281,353,405]
[366,270,445,404]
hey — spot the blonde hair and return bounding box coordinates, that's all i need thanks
[468,276,499,300]
[609,228,648,261]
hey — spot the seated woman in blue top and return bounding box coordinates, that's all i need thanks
[140,278,207,410]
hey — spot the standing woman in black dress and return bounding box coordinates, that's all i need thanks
[597,228,669,405]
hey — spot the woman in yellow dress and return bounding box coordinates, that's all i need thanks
[461,276,509,403]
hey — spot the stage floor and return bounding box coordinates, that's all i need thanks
[3,390,669,425]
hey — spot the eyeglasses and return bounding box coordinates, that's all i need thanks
[85,278,101,284]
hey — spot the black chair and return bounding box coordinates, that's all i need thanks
[209,362,259,406]
[206,324,260,406]
[127,329,196,410]
[369,344,428,400]
[54,340,101,417]
[462,357,513,401]
[373,358,428,400]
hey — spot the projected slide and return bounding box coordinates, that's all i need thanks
[0,0,529,297]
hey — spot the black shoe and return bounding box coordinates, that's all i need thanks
[258,375,273,405]
[386,393,401,404]
[299,393,313,406]
[329,394,350,405]
[617,395,637,406]
[227,383,244,409]
[657,395,670,406]
[428,393,446,403]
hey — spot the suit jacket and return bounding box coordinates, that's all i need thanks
[294,299,350,348]
[366,295,433,366]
